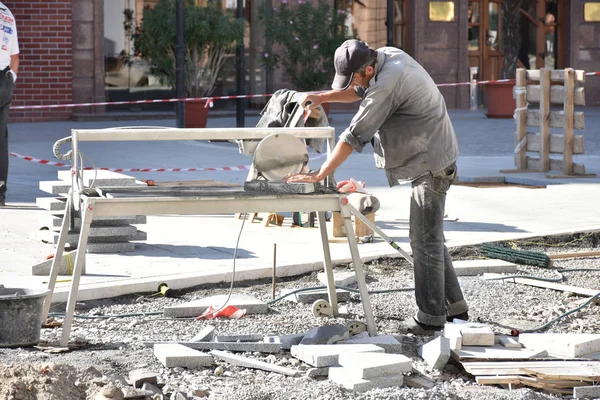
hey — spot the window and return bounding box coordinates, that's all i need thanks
[487,1,500,51]
[468,0,480,50]
[584,2,600,21]
[429,1,455,22]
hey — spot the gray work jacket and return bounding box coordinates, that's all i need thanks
[338,47,459,185]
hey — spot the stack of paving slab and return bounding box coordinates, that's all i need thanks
[37,170,147,253]
[432,320,600,397]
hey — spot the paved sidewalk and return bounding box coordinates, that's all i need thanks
[1,108,600,302]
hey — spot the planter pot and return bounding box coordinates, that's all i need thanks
[185,99,209,128]
[485,81,516,118]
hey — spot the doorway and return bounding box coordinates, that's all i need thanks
[468,0,564,83]
[518,0,563,70]
[468,0,503,81]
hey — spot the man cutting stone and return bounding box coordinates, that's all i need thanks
[285,39,468,334]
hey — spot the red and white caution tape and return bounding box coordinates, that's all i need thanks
[9,151,250,172]
[10,152,69,167]
[10,151,326,173]
[9,93,272,111]
[7,71,600,111]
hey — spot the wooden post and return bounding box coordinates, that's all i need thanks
[563,68,575,175]
[539,68,551,172]
[515,68,527,169]
[272,243,276,299]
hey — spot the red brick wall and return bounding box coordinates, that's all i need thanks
[8,0,73,122]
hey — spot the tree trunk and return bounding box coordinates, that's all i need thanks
[501,0,524,79]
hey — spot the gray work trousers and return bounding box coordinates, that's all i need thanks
[409,163,468,327]
[0,74,14,198]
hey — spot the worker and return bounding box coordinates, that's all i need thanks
[285,39,468,335]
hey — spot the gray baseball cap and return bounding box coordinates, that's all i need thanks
[332,39,370,90]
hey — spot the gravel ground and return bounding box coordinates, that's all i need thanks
[2,232,600,400]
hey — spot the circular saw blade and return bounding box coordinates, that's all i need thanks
[253,133,308,181]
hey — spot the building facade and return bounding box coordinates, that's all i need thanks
[6,0,600,122]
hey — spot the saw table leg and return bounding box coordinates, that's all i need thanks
[341,202,377,336]
[42,195,72,322]
[59,200,94,347]
[348,203,413,265]
[316,211,338,316]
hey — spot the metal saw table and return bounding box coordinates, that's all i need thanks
[44,185,378,346]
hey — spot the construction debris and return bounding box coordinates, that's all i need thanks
[210,350,300,377]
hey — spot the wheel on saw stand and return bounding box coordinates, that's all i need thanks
[311,299,333,317]
[346,320,367,336]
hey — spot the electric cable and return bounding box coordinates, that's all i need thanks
[518,291,600,333]
[196,212,247,319]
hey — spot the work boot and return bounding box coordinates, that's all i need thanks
[397,317,443,336]
[446,311,469,323]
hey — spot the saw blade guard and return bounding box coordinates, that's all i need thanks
[252,133,309,181]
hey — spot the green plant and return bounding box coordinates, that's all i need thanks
[123,0,243,97]
[259,0,353,91]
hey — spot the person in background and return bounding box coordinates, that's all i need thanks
[285,39,468,334]
[0,1,19,207]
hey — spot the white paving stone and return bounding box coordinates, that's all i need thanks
[153,344,213,368]
[290,344,384,367]
[519,333,600,357]
[328,367,404,392]
[460,324,495,346]
[418,337,450,370]
[337,352,412,379]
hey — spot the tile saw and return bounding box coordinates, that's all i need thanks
[243,132,333,194]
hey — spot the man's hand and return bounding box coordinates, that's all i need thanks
[284,171,322,183]
[300,93,321,110]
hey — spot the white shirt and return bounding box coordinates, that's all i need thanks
[0,2,18,70]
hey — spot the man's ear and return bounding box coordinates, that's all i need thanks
[366,65,375,76]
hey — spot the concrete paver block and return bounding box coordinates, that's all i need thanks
[453,259,518,276]
[263,333,305,350]
[214,334,264,342]
[328,366,404,392]
[418,337,451,370]
[36,197,67,211]
[151,341,281,354]
[190,325,215,342]
[31,250,78,276]
[299,324,348,345]
[128,369,158,389]
[86,242,136,253]
[306,367,329,378]
[574,385,600,399]
[518,333,600,358]
[57,170,138,187]
[290,344,384,367]
[317,270,357,287]
[154,344,213,368]
[163,294,268,318]
[338,352,412,379]
[210,350,299,377]
[279,287,351,304]
[39,180,72,195]
[499,335,522,348]
[461,324,495,346]
[44,214,147,229]
[406,374,435,389]
[443,323,463,350]
[338,332,403,353]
